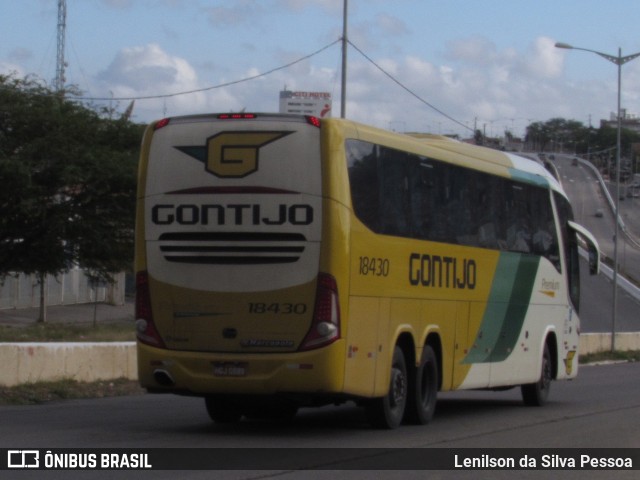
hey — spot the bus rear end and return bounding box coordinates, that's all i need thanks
[135,114,345,416]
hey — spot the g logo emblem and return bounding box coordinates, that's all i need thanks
[206,131,292,178]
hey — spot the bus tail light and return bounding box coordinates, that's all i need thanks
[135,271,165,348]
[218,113,257,120]
[305,116,321,128]
[154,118,170,130]
[299,273,340,351]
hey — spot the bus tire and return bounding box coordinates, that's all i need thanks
[365,346,408,429]
[521,343,552,406]
[405,345,438,425]
[205,396,242,423]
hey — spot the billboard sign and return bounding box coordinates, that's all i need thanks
[279,90,332,118]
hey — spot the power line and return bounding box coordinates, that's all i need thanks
[347,39,473,133]
[69,39,341,102]
[43,35,470,133]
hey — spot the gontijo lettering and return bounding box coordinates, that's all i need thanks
[409,253,477,289]
[151,203,314,226]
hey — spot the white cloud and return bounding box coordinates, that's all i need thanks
[0,61,27,78]
[99,44,196,92]
[96,44,243,120]
[86,35,615,135]
[521,36,564,79]
[335,35,581,135]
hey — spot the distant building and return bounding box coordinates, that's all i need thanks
[279,90,332,118]
[600,109,640,134]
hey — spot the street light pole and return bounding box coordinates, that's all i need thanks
[555,42,640,351]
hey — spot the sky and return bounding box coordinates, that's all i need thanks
[3,0,640,138]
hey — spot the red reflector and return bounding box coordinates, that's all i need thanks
[218,113,257,120]
[154,118,170,130]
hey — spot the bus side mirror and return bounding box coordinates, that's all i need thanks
[567,220,600,276]
[587,243,599,275]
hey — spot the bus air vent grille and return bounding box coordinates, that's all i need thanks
[157,232,306,265]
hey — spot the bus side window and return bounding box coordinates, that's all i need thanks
[347,138,562,275]
[378,149,409,236]
[346,140,381,231]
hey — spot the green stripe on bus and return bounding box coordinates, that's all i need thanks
[463,253,539,364]
[489,254,539,361]
[508,167,549,187]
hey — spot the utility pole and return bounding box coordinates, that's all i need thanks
[340,0,348,118]
[55,0,67,93]
[37,0,67,322]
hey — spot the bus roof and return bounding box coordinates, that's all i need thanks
[336,118,566,197]
[147,113,567,198]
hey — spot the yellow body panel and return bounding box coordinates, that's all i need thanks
[137,340,346,395]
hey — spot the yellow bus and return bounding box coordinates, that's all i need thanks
[135,113,599,428]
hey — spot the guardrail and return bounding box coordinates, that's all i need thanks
[577,156,640,250]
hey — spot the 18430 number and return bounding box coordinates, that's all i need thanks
[358,256,390,277]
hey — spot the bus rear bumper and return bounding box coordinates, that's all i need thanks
[137,340,346,396]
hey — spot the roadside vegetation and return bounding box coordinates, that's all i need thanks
[579,349,640,364]
[0,378,143,405]
[0,321,135,342]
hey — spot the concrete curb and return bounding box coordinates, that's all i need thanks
[579,332,640,356]
[1,334,639,387]
[0,342,137,387]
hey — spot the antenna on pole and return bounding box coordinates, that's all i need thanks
[340,0,348,118]
[55,0,67,93]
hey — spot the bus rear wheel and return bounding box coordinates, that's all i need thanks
[404,345,438,425]
[365,346,407,429]
[521,343,552,406]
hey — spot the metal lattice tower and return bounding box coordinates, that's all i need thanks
[54,0,67,92]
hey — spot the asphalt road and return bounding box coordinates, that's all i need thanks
[556,154,640,279]
[551,154,640,333]
[1,362,639,479]
[578,257,640,332]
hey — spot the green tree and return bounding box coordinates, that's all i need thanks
[0,74,142,321]
[525,121,551,151]
[525,117,640,158]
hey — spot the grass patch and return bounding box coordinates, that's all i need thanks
[0,378,144,405]
[0,322,135,342]
[579,349,640,364]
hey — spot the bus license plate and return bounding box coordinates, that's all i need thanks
[212,362,247,377]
